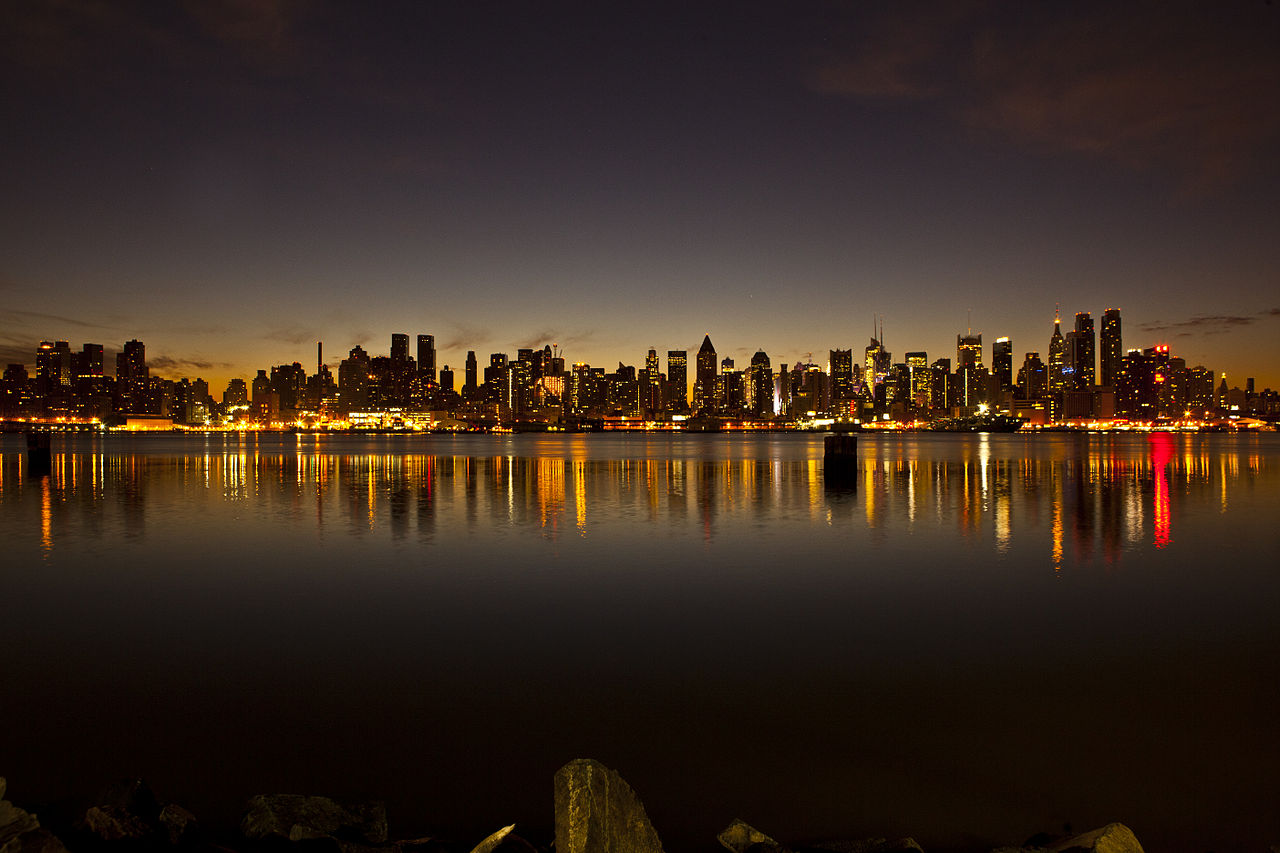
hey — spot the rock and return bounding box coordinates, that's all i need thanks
[241,794,388,844]
[84,805,152,841]
[158,804,198,845]
[1,782,69,853]
[1045,823,1143,853]
[718,820,785,853]
[469,825,514,853]
[553,759,664,853]
[96,779,161,823]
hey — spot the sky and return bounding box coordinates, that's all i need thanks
[2,0,1279,392]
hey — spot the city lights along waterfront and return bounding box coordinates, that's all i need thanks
[3,305,1278,432]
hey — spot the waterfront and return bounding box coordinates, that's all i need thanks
[2,432,1278,851]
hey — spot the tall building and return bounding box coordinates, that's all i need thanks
[666,350,687,412]
[115,339,150,414]
[906,351,929,409]
[992,337,1013,390]
[35,341,73,393]
[417,334,436,381]
[1017,352,1046,398]
[1047,306,1066,392]
[747,350,772,417]
[1100,308,1122,387]
[956,332,982,369]
[694,334,717,414]
[1064,312,1095,390]
[829,349,854,405]
[465,351,478,392]
[391,333,410,362]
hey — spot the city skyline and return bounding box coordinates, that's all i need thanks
[3,2,1279,389]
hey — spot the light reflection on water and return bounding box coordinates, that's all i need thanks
[2,433,1271,568]
[2,432,1279,852]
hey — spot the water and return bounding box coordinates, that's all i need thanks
[2,432,1278,851]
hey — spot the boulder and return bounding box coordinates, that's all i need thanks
[718,820,786,853]
[1046,823,1143,853]
[241,794,388,844]
[158,804,199,845]
[84,805,152,841]
[95,779,161,823]
[1,781,68,853]
[553,759,664,853]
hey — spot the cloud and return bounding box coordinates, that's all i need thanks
[148,355,232,375]
[264,323,321,346]
[0,308,114,330]
[1139,314,1258,336]
[812,2,1280,193]
[440,322,491,352]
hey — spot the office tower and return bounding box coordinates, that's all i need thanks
[73,343,104,378]
[251,369,271,402]
[439,365,454,392]
[906,351,929,409]
[667,350,687,412]
[391,334,409,362]
[992,337,1013,390]
[1100,308,1122,387]
[223,378,248,407]
[1048,306,1066,392]
[115,339,150,414]
[465,351,478,391]
[1064,312,1095,390]
[338,345,370,412]
[956,332,982,369]
[829,349,854,405]
[747,350,772,417]
[1017,352,1046,398]
[36,341,73,393]
[417,335,436,381]
[694,334,716,414]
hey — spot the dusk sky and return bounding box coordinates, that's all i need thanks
[3,0,1279,391]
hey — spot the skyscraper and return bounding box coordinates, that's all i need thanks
[829,349,854,405]
[391,333,409,362]
[992,337,1013,390]
[694,334,716,414]
[906,351,929,409]
[1100,308,1122,387]
[1064,312,1096,390]
[417,334,436,381]
[465,351,478,392]
[1048,306,1066,392]
[747,350,772,417]
[667,350,687,412]
[956,332,982,369]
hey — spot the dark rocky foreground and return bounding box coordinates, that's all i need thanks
[2,763,1158,853]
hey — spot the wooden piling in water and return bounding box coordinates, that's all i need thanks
[823,433,858,484]
[26,431,52,476]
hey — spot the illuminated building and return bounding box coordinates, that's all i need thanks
[417,334,436,381]
[1187,366,1215,415]
[666,350,687,412]
[439,365,454,392]
[115,339,151,414]
[747,350,772,417]
[36,340,73,395]
[1100,308,1122,387]
[829,349,854,406]
[223,377,248,407]
[1063,312,1095,391]
[1047,306,1066,392]
[694,334,717,414]
[992,337,1013,390]
[338,345,370,413]
[956,332,982,369]
[905,351,929,409]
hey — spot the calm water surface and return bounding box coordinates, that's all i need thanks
[2,432,1278,851]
